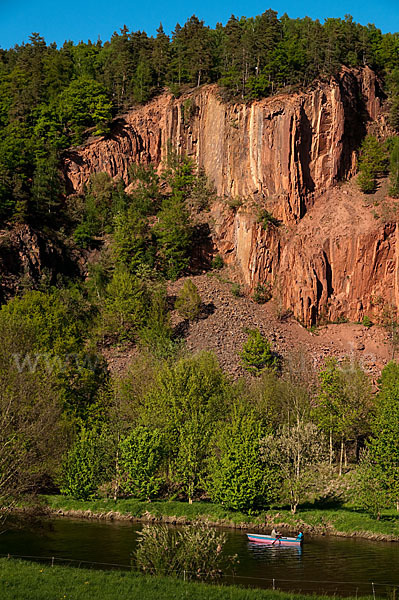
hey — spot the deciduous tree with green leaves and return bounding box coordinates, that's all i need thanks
[261,422,329,514]
[61,427,110,500]
[313,358,373,473]
[208,406,278,512]
[364,361,399,512]
[119,427,164,500]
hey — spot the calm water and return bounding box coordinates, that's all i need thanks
[1,518,399,596]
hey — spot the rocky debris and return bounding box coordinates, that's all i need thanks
[167,271,391,379]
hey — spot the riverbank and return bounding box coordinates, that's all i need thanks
[0,558,375,600]
[17,495,399,541]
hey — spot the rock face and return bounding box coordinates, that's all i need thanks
[63,66,395,325]
[0,226,83,302]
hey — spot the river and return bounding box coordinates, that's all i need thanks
[1,518,399,596]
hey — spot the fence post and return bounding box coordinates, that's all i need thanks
[183,570,186,582]
[273,579,276,590]
[51,557,54,568]
[372,582,376,600]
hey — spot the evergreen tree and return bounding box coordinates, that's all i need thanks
[175,279,202,320]
[152,25,170,88]
[31,146,62,219]
[357,135,388,194]
[241,329,277,375]
[389,137,399,198]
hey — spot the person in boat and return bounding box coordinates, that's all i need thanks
[296,531,304,542]
[271,528,281,539]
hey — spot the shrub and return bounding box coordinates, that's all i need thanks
[231,283,242,297]
[257,209,280,230]
[362,315,373,328]
[135,522,235,579]
[211,254,224,270]
[253,282,272,304]
[175,279,202,321]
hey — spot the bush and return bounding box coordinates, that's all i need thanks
[362,315,373,328]
[135,522,235,578]
[211,254,224,270]
[175,279,202,321]
[231,283,242,297]
[257,209,280,230]
[253,283,272,304]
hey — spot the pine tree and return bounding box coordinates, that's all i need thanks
[389,137,399,198]
[175,279,202,320]
[241,329,277,375]
[357,135,388,194]
[152,24,170,88]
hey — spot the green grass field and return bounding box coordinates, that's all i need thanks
[0,558,375,600]
[39,495,399,540]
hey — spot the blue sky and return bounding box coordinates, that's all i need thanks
[1,0,398,49]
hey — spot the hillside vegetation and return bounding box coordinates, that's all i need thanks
[1,12,399,538]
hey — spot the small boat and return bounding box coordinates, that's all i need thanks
[247,533,303,546]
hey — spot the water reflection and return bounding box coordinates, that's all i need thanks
[248,541,303,560]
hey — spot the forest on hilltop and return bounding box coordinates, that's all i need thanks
[1,12,399,224]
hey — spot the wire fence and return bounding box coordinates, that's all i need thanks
[1,552,399,598]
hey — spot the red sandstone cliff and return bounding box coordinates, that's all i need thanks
[63,67,396,326]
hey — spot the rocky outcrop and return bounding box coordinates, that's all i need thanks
[0,226,83,302]
[64,66,380,223]
[63,66,394,325]
[213,181,398,325]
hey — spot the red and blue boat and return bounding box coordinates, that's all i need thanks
[247,533,303,547]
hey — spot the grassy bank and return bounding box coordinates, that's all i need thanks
[0,558,374,600]
[32,495,399,540]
